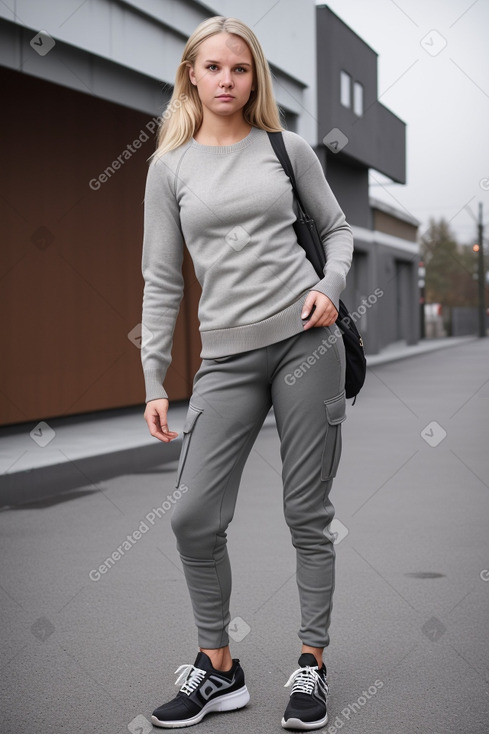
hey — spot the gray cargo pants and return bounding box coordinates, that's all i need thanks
[171,326,346,649]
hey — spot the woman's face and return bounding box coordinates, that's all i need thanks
[189,33,255,121]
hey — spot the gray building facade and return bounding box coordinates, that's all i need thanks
[316,5,419,355]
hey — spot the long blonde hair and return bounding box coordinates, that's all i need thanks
[154,16,282,156]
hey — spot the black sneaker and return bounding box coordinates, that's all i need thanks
[151,651,250,728]
[281,653,329,730]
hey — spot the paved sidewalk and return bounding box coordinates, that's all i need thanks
[0,336,476,506]
[0,337,488,734]
[364,335,472,366]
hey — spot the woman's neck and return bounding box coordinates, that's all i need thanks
[193,115,252,146]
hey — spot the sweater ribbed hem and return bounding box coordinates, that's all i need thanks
[200,291,310,359]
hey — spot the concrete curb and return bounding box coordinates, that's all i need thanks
[366,336,476,367]
[0,411,277,508]
[0,438,183,509]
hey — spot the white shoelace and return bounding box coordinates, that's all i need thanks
[284,665,328,697]
[174,664,206,696]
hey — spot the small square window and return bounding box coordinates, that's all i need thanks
[340,71,351,108]
[353,81,363,116]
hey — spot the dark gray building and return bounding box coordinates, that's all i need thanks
[316,5,419,355]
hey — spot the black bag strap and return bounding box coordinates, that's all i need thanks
[267,131,311,226]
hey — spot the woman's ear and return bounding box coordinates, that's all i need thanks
[188,64,197,86]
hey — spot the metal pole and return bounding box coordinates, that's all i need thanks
[477,202,486,338]
[418,261,426,339]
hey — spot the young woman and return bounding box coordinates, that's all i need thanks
[141,16,353,731]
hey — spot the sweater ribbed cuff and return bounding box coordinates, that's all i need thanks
[311,270,346,311]
[144,370,168,403]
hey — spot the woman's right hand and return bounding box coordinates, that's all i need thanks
[144,398,179,443]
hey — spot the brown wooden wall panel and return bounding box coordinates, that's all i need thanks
[0,67,200,426]
[373,209,418,242]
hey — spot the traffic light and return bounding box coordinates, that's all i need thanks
[473,244,480,252]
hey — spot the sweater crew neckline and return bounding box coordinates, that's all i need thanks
[190,126,258,154]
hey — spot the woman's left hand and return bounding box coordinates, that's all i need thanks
[301,290,338,330]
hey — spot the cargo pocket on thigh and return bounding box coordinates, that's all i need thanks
[321,392,346,481]
[175,404,203,488]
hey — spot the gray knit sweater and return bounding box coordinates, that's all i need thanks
[141,126,353,402]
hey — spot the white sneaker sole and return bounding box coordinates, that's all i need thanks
[281,712,328,730]
[151,685,250,728]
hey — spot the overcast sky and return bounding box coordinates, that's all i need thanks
[318,0,489,246]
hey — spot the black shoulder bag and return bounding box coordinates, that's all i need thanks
[267,131,366,401]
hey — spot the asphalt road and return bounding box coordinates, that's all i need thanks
[1,339,488,734]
